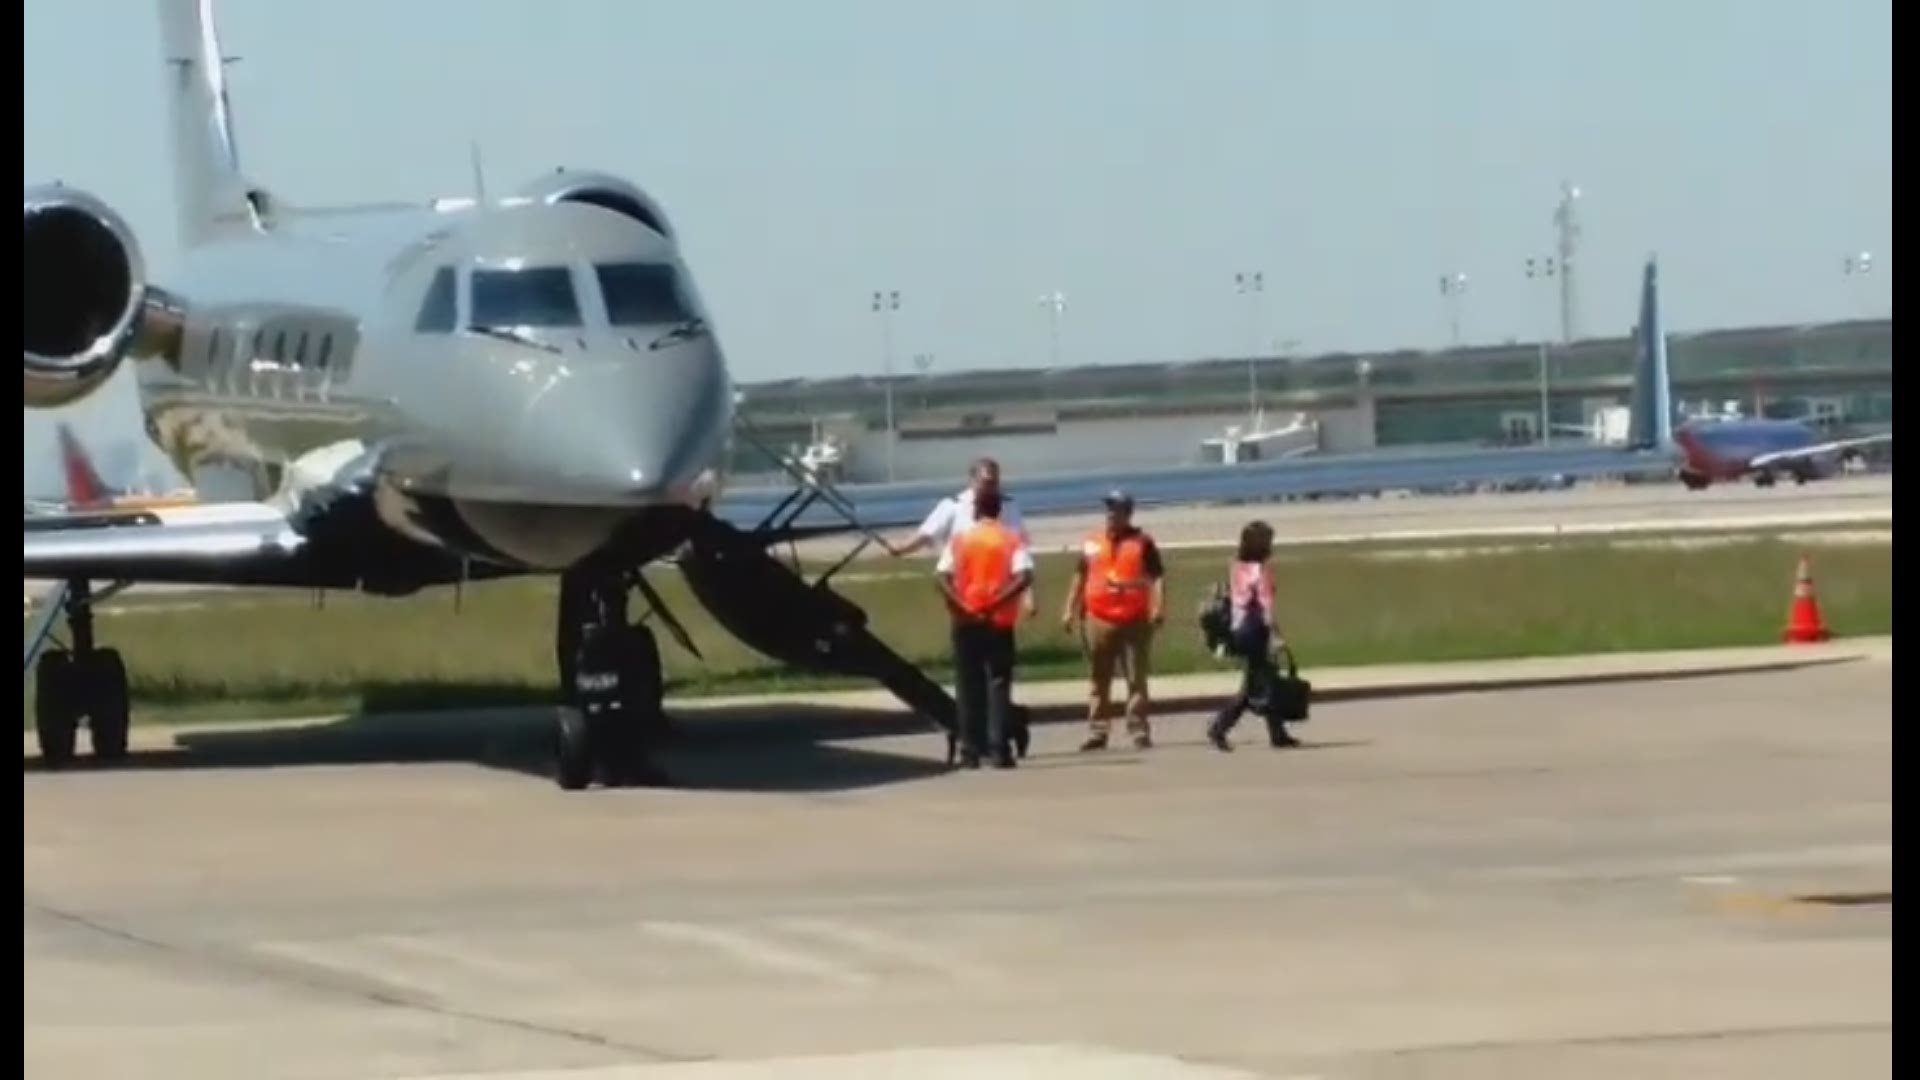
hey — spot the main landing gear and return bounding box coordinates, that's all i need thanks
[552,568,670,791]
[27,580,131,768]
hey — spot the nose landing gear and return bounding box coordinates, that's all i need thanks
[553,568,671,791]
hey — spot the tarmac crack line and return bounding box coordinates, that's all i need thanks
[23,897,705,1066]
[1377,1019,1893,1060]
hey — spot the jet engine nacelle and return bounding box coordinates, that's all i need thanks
[516,169,676,240]
[22,183,185,409]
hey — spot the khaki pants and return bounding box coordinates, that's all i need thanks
[1085,616,1155,736]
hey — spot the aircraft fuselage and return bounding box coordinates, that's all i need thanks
[1674,418,1824,486]
[127,192,737,572]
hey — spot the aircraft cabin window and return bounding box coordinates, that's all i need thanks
[416,267,458,333]
[595,262,697,326]
[469,267,581,329]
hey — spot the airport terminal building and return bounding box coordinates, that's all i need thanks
[731,318,1893,485]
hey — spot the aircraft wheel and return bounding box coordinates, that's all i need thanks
[593,628,669,788]
[594,713,647,788]
[34,651,79,769]
[620,628,667,738]
[555,707,595,791]
[87,649,131,762]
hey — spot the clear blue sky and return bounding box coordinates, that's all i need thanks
[22,0,1892,490]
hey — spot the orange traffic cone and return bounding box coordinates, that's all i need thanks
[1782,554,1831,644]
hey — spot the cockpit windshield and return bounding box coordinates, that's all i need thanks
[595,262,698,326]
[469,267,582,329]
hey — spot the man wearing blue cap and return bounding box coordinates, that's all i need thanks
[1060,489,1165,751]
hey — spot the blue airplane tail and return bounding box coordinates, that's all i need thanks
[1626,258,1676,452]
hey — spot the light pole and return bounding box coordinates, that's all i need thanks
[1037,291,1065,369]
[1524,257,1557,445]
[871,289,900,481]
[912,352,934,413]
[1235,271,1264,427]
[1843,251,1874,318]
[1438,271,1467,347]
[1552,182,1582,344]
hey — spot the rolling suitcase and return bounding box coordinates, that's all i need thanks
[944,703,1031,765]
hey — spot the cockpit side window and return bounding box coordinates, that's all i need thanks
[595,262,698,326]
[415,267,457,333]
[470,267,582,329]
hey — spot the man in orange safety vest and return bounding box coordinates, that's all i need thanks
[935,490,1034,769]
[1061,489,1166,751]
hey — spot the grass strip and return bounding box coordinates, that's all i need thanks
[25,534,1889,724]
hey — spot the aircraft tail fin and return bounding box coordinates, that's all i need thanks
[1626,257,1676,452]
[56,424,117,509]
[156,0,268,245]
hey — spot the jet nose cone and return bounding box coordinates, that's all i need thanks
[506,347,730,505]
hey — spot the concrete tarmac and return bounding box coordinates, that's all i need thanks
[810,473,1895,557]
[22,475,1892,605]
[23,652,1891,1079]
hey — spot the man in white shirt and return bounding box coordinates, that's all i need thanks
[889,457,1028,556]
[889,458,1035,618]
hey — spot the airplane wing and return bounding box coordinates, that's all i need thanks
[712,443,1679,536]
[23,503,316,587]
[22,504,324,676]
[1748,432,1893,471]
[21,486,503,594]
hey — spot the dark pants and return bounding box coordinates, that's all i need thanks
[1212,620,1277,735]
[952,621,1015,759]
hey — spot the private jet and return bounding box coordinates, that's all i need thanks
[25,0,1691,789]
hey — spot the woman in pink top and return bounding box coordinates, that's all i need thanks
[1206,520,1300,750]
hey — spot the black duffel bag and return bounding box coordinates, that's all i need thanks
[1263,645,1311,725]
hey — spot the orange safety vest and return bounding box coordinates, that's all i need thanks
[949,519,1024,629]
[1082,530,1154,624]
